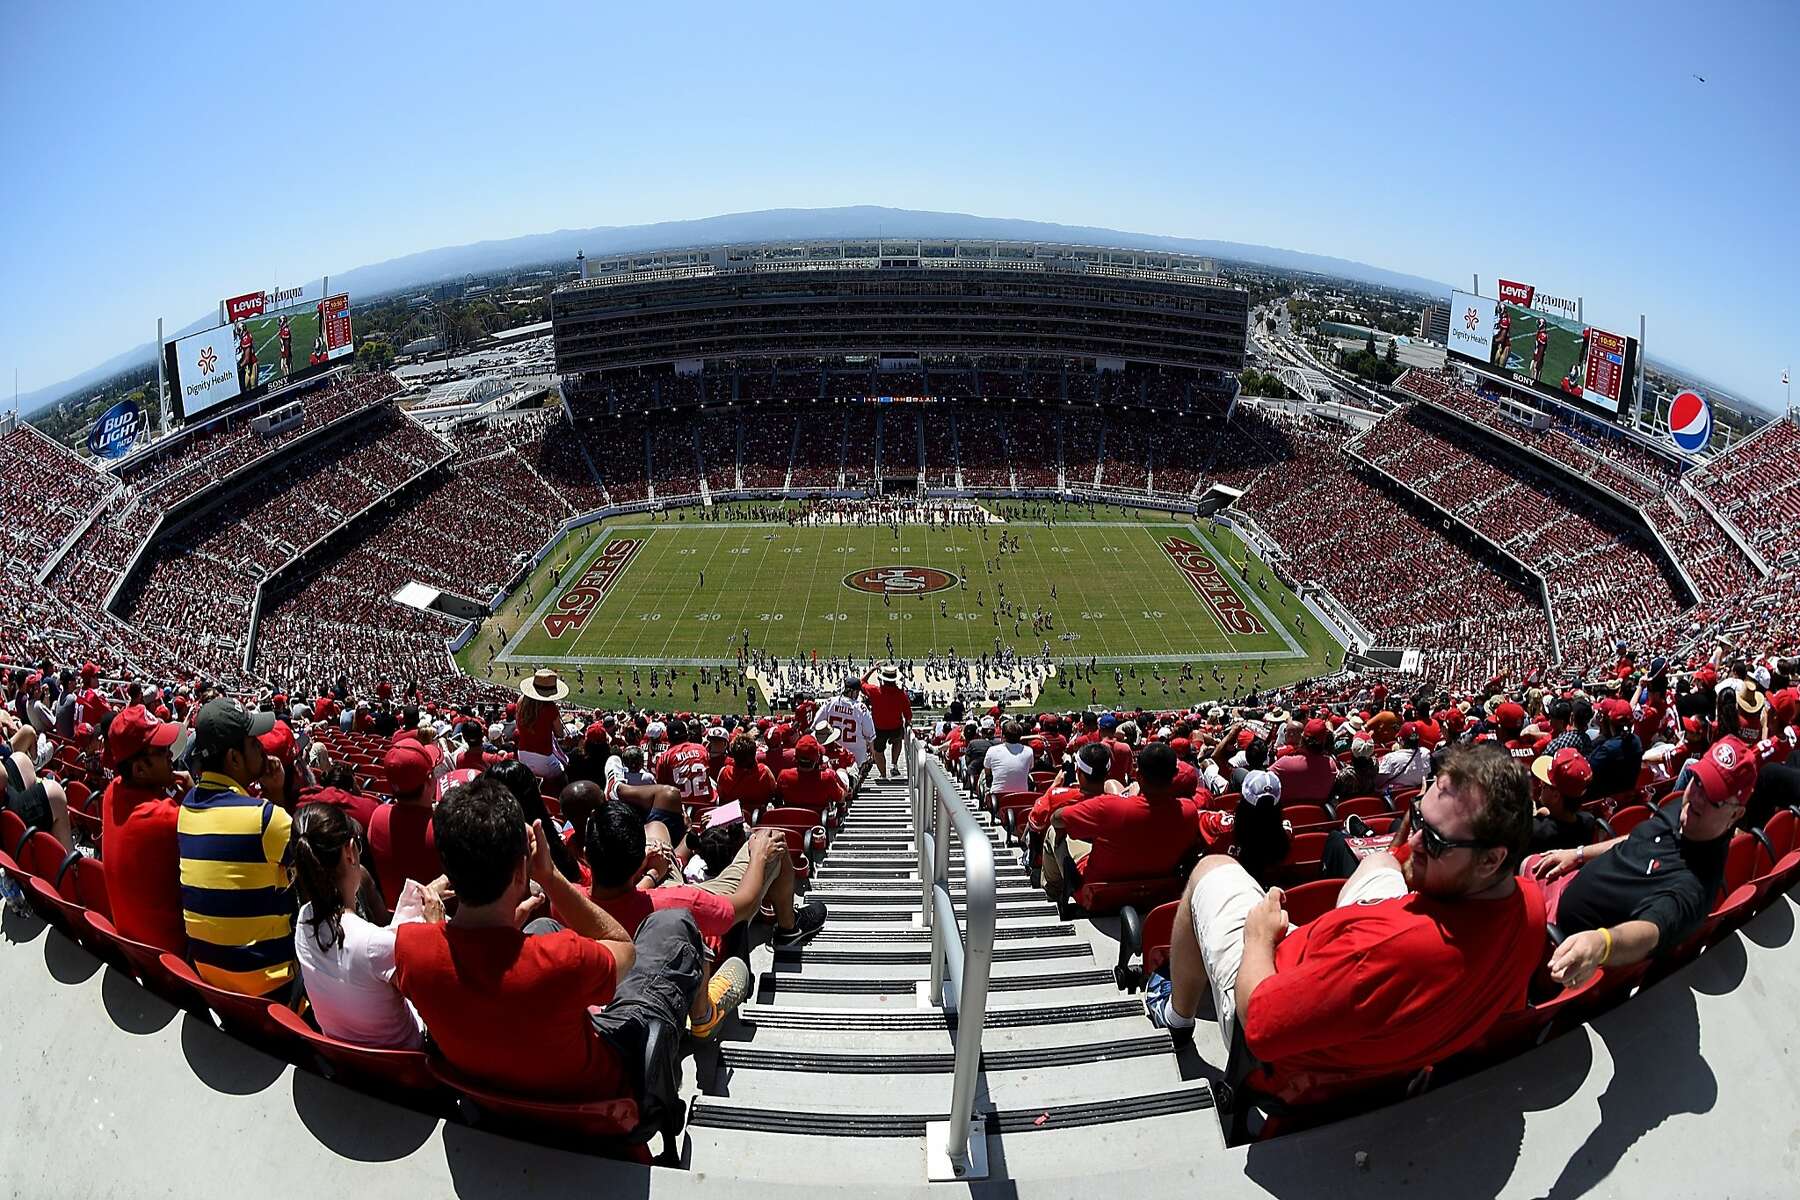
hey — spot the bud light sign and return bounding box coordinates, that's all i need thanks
[87,399,143,460]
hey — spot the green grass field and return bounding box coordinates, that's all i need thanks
[455,502,1340,711]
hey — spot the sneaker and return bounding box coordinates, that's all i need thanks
[691,957,751,1039]
[1142,972,1194,1046]
[1343,813,1374,838]
[772,900,828,948]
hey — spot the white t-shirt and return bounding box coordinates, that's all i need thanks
[294,903,425,1050]
[984,741,1036,795]
[1376,746,1430,791]
[817,696,876,764]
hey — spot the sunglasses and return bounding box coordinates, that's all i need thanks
[1409,798,1495,858]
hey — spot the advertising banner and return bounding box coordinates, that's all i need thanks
[166,323,244,420]
[320,293,354,361]
[86,398,144,460]
[1448,290,1496,362]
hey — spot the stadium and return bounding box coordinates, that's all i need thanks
[5,234,1800,1198]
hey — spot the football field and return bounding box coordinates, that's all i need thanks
[457,503,1339,710]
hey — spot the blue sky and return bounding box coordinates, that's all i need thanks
[2,0,1795,409]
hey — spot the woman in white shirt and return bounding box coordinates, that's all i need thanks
[290,803,438,1050]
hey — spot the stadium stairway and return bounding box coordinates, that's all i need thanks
[681,763,1220,1183]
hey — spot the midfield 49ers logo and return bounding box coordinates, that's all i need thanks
[1159,537,1268,636]
[843,566,958,596]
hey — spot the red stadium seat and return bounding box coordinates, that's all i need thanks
[1608,805,1654,837]
[1115,900,1179,991]
[264,1003,442,1099]
[1276,831,1329,886]
[1282,804,1331,829]
[1749,808,1800,898]
[156,954,309,1052]
[1330,795,1392,821]
[1280,877,1341,928]
[753,807,827,881]
[1211,792,1242,813]
[80,911,192,1002]
[430,1056,644,1156]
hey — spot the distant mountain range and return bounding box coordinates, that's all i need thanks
[22,205,1463,417]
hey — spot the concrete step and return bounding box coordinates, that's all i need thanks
[727,1010,1155,1056]
[709,1041,1188,1112]
[683,1091,1217,1179]
[772,939,1090,967]
[811,921,1077,943]
[687,1079,1214,1138]
[737,995,1149,1031]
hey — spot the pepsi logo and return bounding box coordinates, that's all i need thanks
[843,566,958,596]
[1669,390,1711,454]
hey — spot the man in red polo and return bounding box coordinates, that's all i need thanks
[775,736,846,815]
[1043,743,1199,894]
[1271,718,1335,804]
[861,663,913,780]
[100,705,188,954]
[368,737,446,908]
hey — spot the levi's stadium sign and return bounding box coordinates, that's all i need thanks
[843,566,958,595]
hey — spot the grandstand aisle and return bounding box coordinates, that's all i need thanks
[684,768,1218,1181]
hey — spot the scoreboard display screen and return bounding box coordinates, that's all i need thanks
[1445,292,1638,421]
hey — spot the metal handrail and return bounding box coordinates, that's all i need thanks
[908,732,995,1180]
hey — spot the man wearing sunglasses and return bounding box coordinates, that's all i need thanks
[1145,746,1543,1112]
[1532,735,1757,990]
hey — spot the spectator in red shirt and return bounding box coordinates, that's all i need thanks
[454,719,504,772]
[391,778,701,1104]
[582,799,753,1039]
[716,734,778,812]
[1027,743,1114,834]
[99,705,188,954]
[861,663,913,779]
[776,736,846,816]
[1147,746,1543,1114]
[368,738,446,908]
[1043,743,1199,895]
[1270,719,1335,804]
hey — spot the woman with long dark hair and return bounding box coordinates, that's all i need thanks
[486,758,583,883]
[291,803,435,1049]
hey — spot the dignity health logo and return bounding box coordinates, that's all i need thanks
[198,345,218,374]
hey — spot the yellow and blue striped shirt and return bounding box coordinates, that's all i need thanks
[177,772,295,996]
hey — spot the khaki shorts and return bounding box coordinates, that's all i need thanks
[1189,860,1405,1038]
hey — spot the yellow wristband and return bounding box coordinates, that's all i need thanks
[1598,926,1613,966]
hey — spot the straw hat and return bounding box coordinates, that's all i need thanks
[519,667,569,703]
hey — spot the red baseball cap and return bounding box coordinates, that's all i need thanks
[1690,736,1758,808]
[80,661,100,680]
[259,720,297,763]
[381,739,443,798]
[1771,687,1798,726]
[1301,718,1329,746]
[584,720,609,743]
[1532,747,1592,798]
[1494,701,1526,729]
[1597,698,1633,724]
[104,704,184,769]
[794,735,822,766]
[1169,737,1192,756]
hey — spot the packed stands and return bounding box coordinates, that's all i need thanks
[789,411,841,489]
[843,409,878,485]
[739,409,796,489]
[697,414,737,492]
[881,408,922,485]
[1100,411,1151,491]
[955,406,1012,488]
[649,422,701,500]
[1064,412,1102,488]
[0,425,114,574]
[1011,408,1061,488]
[1688,415,1800,570]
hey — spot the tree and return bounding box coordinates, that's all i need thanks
[356,339,395,371]
[1385,339,1398,367]
[1364,330,1377,357]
